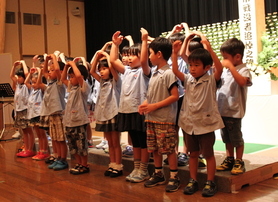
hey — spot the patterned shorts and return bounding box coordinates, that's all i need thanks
[65,124,88,156]
[28,116,40,127]
[146,122,177,155]
[49,113,65,141]
[14,110,28,129]
[39,115,50,130]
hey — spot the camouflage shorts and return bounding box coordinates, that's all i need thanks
[146,122,177,155]
[65,124,88,156]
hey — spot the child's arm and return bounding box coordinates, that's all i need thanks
[110,31,125,74]
[138,85,179,114]
[24,67,36,89]
[179,32,195,63]
[51,54,62,81]
[20,60,29,78]
[193,31,223,81]
[10,61,20,86]
[102,51,119,82]
[68,61,84,86]
[36,67,46,91]
[32,55,39,68]
[61,62,70,87]
[90,51,102,82]
[221,59,250,87]
[172,41,185,82]
[140,28,151,76]
[124,35,134,46]
[100,41,113,52]
[165,23,183,39]
[42,55,51,79]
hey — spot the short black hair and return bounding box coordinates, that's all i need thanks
[128,43,141,57]
[220,38,245,57]
[149,37,172,61]
[121,46,129,55]
[15,68,26,79]
[168,33,185,42]
[68,64,88,80]
[58,61,65,71]
[189,37,204,53]
[188,48,213,68]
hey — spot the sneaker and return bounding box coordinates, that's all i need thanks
[36,153,50,161]
[144,172,166,188]
[110,169,123,178]
[88,140,94,148]
[216,157,235,171]
[48,161,58,169]
[126,168,139,181]
[69,164,80,174]
[178,153,189,166]
[16,150,25,157]
[96,140,107,149]
[231,159,245,175]
[183,178,199,195]
[198,156,207,168]
[71,165,90,175]
[104,167,113,176]
[202,180,217,197]
[103,144,109,153]
[18,150,35,158]
[53,161,69,171]
[12,131,21,139]
[122,146,133,157]
[32,152,42,160]
[45,156,56,164]
[165,177,180,192]
[130,169,150,183]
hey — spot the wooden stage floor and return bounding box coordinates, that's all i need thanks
[1,128,278,201]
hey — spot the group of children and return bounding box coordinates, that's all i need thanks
[10,22,252,197]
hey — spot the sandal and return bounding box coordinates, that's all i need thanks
[71,165,90,175]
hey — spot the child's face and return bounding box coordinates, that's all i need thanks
[68,73,78,86]
[99,66,110,80]
[121,54,129,66]
[48,66,57,80]
[221,52,239,66]
[128,54,140,69]
[189,59,210,78]
[17,76,25,84]
[148,48,159,66]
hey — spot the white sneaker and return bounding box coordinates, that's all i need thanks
[130,169,150,183]
[126,168,139,181]
[12,131,21,139]
[96,140,107,149]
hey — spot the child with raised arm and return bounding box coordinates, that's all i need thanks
[40,54,68,171]
[172,32,224,197]
[110,29,151,182]
[138,33,180,192]
[61,60,90,174]
[216,38,252,175]
[25,67,49,160]
[10,60,35,157]
[90,50,122,177]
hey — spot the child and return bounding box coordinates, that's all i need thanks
[25,66,49,160]
[171,33,224,197]
[90,50,122,177]
[10,60,35,158]
[110,29,150,182]
[138,34,180,192]
[39,54,68,171]
[216,38,252,175]
[61,60,90,174]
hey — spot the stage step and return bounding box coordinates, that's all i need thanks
[87,148,278,193]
